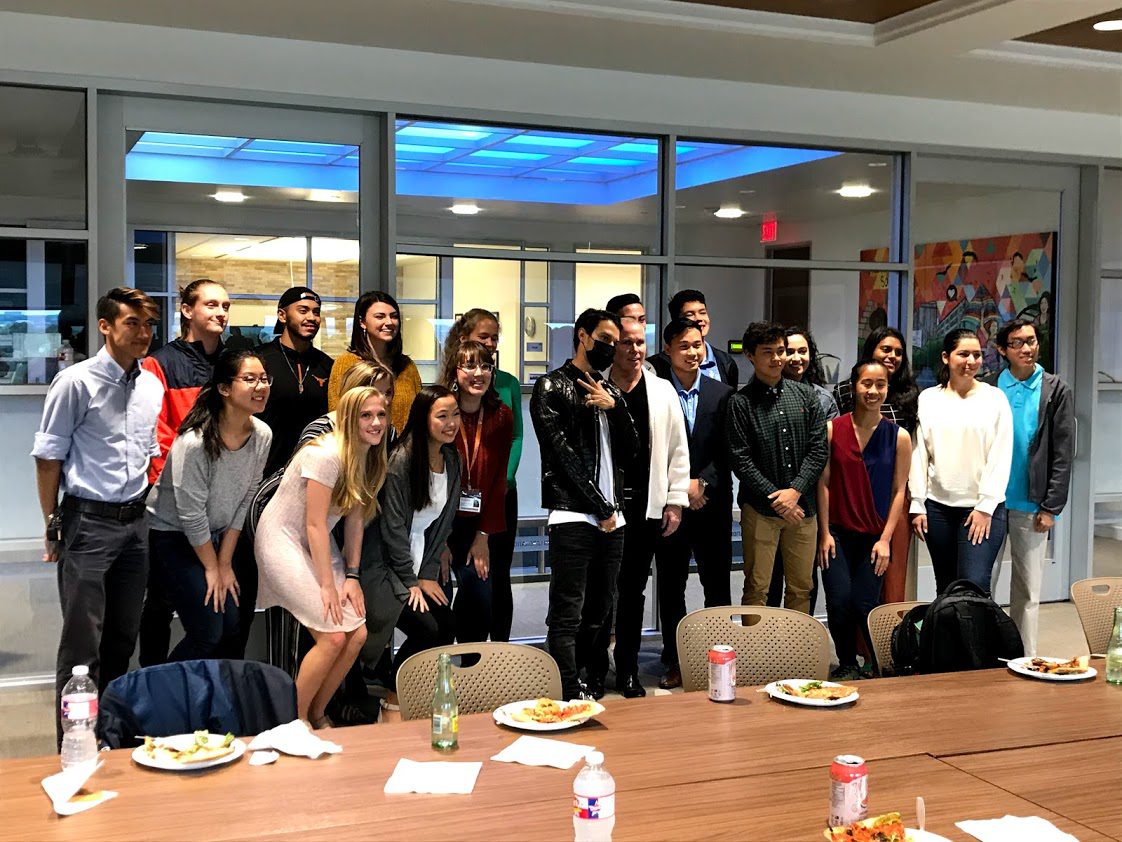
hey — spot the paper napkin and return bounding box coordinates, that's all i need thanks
[957,815,1080,842]
[247,720,342,759]
[41,760,118,816]
[383,758,482,795]
[491,735,594,769]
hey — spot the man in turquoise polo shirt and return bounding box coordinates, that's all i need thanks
[990,318,1074,656]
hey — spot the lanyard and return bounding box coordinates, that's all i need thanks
[459,406,484,488]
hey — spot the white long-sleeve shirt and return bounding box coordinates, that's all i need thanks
[909,382,1014,516]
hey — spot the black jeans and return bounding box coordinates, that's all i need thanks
[56,509,148,744]
[587,508,660,680]
[137,546,174,667]
[654,501,733,667]
[391,592,456,689]
[150,529,241,662]
[766,550,822,615]
[546,521,625,698]
[450,515,491,644]
[487,486,518,642]
[926,501,1008,595]
[227,528,258,661]
[820,527,882,667]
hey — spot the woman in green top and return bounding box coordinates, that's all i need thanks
[440,309,523,640]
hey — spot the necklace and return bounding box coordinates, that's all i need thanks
[280,345,310,395]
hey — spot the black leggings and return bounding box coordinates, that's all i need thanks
[391,592,455,688]
[487,486,518,641]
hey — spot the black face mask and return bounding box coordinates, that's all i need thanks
[585,338,616,371]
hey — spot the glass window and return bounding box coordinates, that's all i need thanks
[395,119,660,254]
[0,85,86,230]
[1102,169,1122,274]
[0,239,89,385]
[674,141,896,262]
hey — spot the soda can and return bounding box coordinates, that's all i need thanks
[707,645,736,702]
[828,755,869,828]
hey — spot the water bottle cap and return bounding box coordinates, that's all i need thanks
[585,751,604,765]
[72,665,89,677]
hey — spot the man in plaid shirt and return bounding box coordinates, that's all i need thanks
[726,322,828,614]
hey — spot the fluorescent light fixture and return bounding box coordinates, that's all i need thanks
[868,162,888,168]
[398,126,491,141]
[714,205,747,219]
[470,150,548,161]
[210,190,247,203]
[450,201,482,215]
[306,189,347,203]
[506,135,594,149]
[836,184,875,199]
[1093,19,1122,31]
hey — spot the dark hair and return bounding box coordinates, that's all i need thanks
[741,321,785,355]
[572,308,621,350]
[1011,251,1024,262]
[861,326,918,421]
[783,326,826,387]
[349,291,411,376]
[178,349,262,462]
[662,317,703,346]
[400,385,457,512]
[936,328,980,387]
[439,340,502,411]
[97,286,159,324]
[667,289,706,320]
[179,278,224,334]
[605,293,642,316]
[994,317,1036,349]
[849,358,891,387]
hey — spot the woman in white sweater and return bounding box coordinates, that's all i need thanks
[910,328,1013,594]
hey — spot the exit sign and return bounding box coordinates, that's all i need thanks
[760,218,778,243]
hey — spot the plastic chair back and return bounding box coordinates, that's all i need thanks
[867,601,927,675]
[1070,577,1122,654]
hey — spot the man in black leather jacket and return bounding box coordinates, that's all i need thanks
[531,308,639,699]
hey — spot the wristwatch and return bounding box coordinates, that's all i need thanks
[697,478,709,494]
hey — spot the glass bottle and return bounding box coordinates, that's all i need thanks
[1106,607,1122,686]
[431,653,459,750]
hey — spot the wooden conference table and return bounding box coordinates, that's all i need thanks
[1,667,1120,841]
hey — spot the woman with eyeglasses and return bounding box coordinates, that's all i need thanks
[440,308,523,641]
[146,349,273,661]
[328,291,421,433]
[438,341,514,643]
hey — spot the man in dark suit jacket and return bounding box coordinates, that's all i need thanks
[649,289,739,390]
[652,317,734,689]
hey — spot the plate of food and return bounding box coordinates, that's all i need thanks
[132,730,246,771]
[493,698,605,731]
[764,678,859,707]
[824,811,952,841]
[1006,655,1096,681]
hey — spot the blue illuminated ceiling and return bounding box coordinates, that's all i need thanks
[125,124,841,206]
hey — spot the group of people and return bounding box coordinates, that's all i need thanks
[33,277,1073,734]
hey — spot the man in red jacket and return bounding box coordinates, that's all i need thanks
[138,278,230,666]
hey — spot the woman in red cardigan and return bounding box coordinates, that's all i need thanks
[439,340,514,643]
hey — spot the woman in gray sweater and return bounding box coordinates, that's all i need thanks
[147,349,272,660]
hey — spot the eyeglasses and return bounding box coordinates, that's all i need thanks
[1007,337,1039,350]
[458,363,494,374]
[236,374,274,386]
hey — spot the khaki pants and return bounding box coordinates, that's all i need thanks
[741,506,818,614]
[992,509,1047,657]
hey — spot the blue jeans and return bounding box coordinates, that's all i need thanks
[820,527,882,667]
[925,501,1007,595]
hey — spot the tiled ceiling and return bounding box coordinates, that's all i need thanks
[668,1,940,25]
[1018,7,1122,52]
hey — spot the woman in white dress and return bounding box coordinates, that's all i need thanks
[256,386,389,726]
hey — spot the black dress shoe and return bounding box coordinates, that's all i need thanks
[583,675,607,700]
[659,666,683,690]
[618,673,647,698]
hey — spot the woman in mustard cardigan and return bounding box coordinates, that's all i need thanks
[329,291,422,431]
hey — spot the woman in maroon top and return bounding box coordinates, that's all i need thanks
[439,340,514,643]
[816,360,912,679]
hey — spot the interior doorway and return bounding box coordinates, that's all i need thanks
[766,244,810,327]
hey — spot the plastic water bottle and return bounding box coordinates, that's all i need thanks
[60,665,98,769]
[573,750,615,842]
[1106,607,1122,686]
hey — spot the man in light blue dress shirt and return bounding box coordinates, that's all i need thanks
[31,287,163,743]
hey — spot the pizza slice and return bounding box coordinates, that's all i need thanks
[823,811,908,841]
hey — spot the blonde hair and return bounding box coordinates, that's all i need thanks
[322,386,389,522]
[340,359,393,395]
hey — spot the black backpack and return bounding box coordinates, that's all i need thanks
[914,579,1024,673]
[890,604,927,676]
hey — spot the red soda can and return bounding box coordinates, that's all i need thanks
[707,645,736,702]
[828,755,868,827]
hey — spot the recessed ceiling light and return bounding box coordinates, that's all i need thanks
[675,204,687,209]
[1093,19,1122,31]
[836,184,876,199]
[132,244,147,251]
[306,189,346,203]
[868,162,888,168]
[450,201,481,215]
[714,205,748,219]
[738,189,757,195]
[210,190,247,203]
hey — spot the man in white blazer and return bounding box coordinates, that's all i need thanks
[582,318,690,698]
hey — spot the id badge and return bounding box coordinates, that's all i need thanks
[458,489,483,514]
